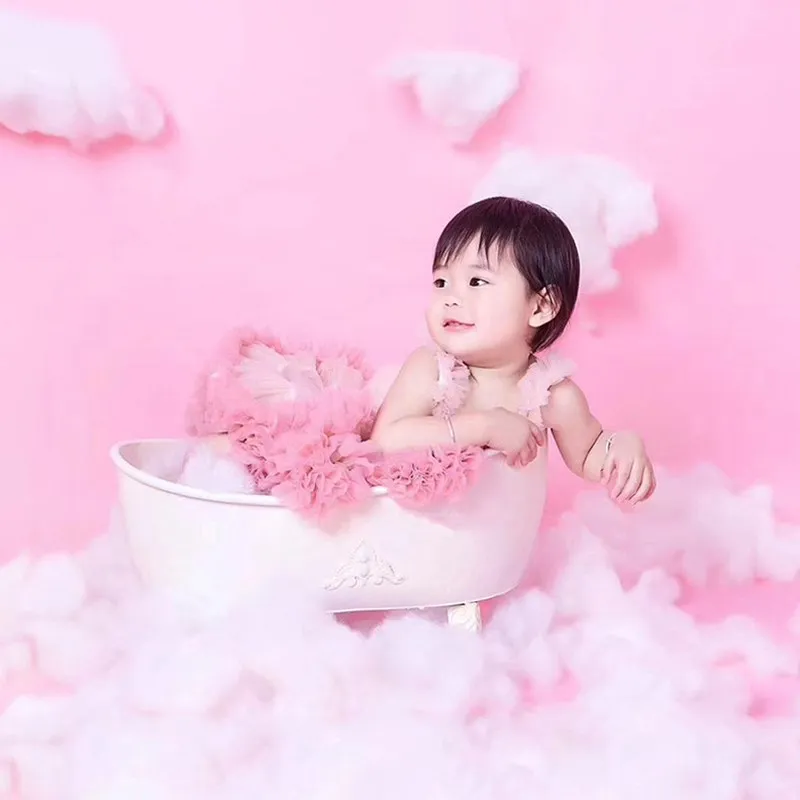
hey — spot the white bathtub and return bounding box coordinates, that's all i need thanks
[110,439,548,626]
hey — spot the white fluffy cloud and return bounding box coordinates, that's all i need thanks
[473,148,659,294]
[385,50,521,144]
[0,8,165,148]
[1,465,800,797]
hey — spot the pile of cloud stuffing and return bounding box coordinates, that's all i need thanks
[2,464,800,799]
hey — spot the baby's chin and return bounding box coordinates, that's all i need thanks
[430,332,483,362]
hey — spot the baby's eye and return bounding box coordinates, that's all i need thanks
[469,277,489,287]
[433,277,446,288]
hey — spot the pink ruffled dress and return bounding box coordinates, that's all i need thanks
[431,349,574,428]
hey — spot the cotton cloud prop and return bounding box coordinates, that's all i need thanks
[0,8,165,148]
[2,466,800,797]
[473,149,659,294]
[386,50,521,144]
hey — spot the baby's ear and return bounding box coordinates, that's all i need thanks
[529,286,561,329]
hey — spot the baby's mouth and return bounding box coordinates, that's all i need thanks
[443,320,474,330]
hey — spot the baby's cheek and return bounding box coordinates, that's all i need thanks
[424,306,439,332]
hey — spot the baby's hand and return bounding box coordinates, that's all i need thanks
[601,431,656,506]
[486,408,545,468]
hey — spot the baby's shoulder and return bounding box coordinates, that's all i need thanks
[540,376,589,429]
[371,346,442,421]
[394,346,472,417]
[519,353,576,423]
[397,345,440,381]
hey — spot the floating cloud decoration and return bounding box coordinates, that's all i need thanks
[0,8,166,149]
[473,148,659,294]
[385,50,521,144]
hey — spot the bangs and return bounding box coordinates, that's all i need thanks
[433,197,523,271]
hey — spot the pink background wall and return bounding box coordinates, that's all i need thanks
[1,0,798,557]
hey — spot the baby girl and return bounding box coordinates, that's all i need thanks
[371,196,656,506]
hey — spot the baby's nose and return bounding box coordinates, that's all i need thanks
[444,294,461,307]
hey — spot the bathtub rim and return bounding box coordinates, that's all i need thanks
[110,438,370,507]
[111,439,508,509]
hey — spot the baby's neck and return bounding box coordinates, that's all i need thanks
[465,352,533,386]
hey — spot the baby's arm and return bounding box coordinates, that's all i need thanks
[541,379,607,480]
[370,347,492,452]
[542,378,655,503]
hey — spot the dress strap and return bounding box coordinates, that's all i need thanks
[518,352,574,425]
[431,349,471,418]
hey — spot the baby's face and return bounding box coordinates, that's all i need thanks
[426,236,536,366]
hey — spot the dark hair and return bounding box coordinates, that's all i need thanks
[433,196,580,352]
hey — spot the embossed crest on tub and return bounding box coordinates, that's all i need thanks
[324,541,405,591]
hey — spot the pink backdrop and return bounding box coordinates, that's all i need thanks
[1,0,798,557]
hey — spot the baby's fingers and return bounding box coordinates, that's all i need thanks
[644,468,657,499]
[513,440,535,468]
[619,462,644,502]
[631,464,657,503]
[506,445,526,466]
[611,460,633,500]
[529,423,546,448]
[523,438,539,466]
